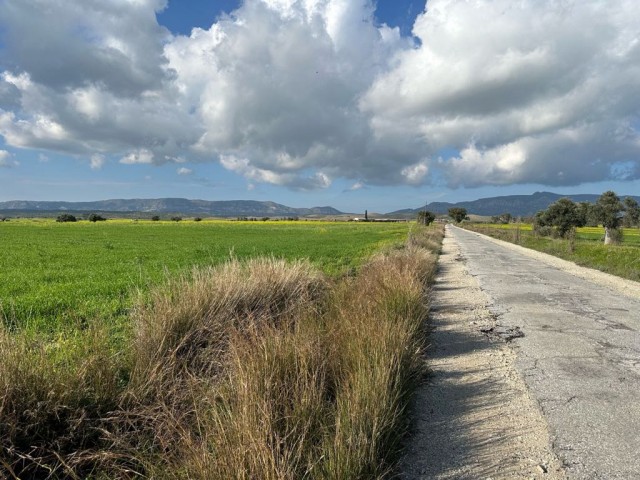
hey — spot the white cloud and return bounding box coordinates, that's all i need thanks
[90,154,106,170]
[0,150,18,168]
[401,161,429,185]
[177,167,193,175]
[120,149,154,164]
[0,0,638,189]
[362,0,640,187]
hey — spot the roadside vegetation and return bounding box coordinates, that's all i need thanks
[0,222,443,478]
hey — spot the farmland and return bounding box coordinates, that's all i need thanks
[0,219,410,332]
[463,223,640,282]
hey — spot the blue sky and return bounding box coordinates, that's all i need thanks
[0,0,639,213]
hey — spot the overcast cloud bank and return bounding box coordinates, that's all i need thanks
[0,0,638,190]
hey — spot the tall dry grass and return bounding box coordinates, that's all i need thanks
[0,323,125,478]
[0,225,443,479]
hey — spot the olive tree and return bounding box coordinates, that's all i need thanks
[448,207,468,223]
[593,191,624,244]
[623,197,640,228]
[417,210,436,226]
[543,198,583,238]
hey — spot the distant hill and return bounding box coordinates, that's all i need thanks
[0,199,343,217]
[389,191,640,217]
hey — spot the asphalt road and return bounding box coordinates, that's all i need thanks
[448,225,640,479]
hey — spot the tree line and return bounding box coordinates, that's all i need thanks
[533,191,638,244]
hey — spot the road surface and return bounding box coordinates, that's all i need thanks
[448,225,640,479]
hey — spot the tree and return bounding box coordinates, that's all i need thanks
[417,210,436,226]
[151,215,160,221]
[56,213,77,223]
[623,197,640,228]
[543,198,582,238]
[448,207,468,223]
[593,191,624,244]
[87,213,106,222]
[171,216,182,222]
[576,202,595,227]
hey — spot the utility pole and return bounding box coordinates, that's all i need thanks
[423,199,428,225]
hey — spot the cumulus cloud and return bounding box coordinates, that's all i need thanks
[0,0,638,189]
[177,167,192,175]
[363,0,640,187]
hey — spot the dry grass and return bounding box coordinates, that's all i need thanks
[0,226,443,479]
[0,323,125,478]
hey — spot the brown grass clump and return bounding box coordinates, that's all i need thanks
[128,257,326,398]
[0,323,125,478]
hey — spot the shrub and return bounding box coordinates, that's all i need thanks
[56,213,77,223]
[194,217,202,222]
[171,216,182,222]
[87,213,107,222]
[151,215,160,221]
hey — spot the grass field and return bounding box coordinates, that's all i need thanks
[464,223,640,282]
[478,223,640,245]
[0,219,410,332]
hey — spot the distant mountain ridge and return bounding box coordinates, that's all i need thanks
[0,199,342,217]
[391,191,640,217]
[3,192,639,219]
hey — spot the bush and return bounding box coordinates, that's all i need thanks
[87,213,107,222]
[171,216,182,222]
[151,215,160,221]
[56,214,77,223]
[607,228,624,244]
[193,217,202,222]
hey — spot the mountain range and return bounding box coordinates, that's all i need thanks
[0,199,342,217]
[1,192,638,218]
[390,191,640,217]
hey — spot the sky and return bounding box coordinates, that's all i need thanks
[0,0,639,213]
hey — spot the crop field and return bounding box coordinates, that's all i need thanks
[0,219,410,332]
[465,223,640,282]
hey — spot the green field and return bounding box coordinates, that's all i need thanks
[479,223,640,245]
[0,219,411,331]
[465,223,640,282]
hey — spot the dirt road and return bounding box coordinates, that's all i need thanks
[400,225,640,479]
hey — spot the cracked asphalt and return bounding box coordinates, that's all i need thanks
[449,225,640,479]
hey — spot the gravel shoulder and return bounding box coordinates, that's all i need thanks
[398,229,566,479]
